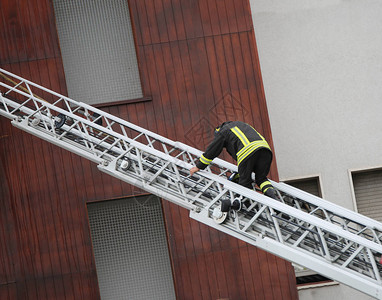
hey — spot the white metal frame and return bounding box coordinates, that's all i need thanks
[1,68,382,299]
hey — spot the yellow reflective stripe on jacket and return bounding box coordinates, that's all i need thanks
[237,139,270,157]
[259,180,272,191]
[237,140,270,165]
[199,154,213,165]
[230,126,250,146]
[230,125,271,165]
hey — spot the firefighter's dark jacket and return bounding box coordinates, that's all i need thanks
[196,121,272,170]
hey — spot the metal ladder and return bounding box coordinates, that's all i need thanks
[1,68,382,299]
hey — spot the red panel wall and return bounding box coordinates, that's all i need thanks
[0,0,101,298]
[0,0,298,299]
[127,1,297,299]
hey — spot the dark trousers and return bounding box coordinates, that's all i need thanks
[238,148,273,190]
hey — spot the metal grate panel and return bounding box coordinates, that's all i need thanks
[88,196,176,300]
[53,0,143,105]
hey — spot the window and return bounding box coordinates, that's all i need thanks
[352,168,382,222]
[87,196,176,300]
[53,0,143,105]
[286,176,322,198]
[284,176,331,286]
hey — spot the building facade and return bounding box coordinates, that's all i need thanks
[0,0,298,299]
[251,1,382,299]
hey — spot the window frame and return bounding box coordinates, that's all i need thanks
[52,0,150,107]
[349,165,382,215]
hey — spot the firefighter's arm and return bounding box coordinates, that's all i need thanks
[193,134,225,171]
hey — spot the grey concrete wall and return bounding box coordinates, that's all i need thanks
[250,0,382,208]
[250,1,382,299]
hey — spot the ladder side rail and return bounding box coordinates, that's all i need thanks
[175,142,382,238]
[0,90,36,120]
[101,150,382,297]
[219,180,382,254]
[2,74,382,245]
[0,90,175,169]
[87,122,382,278]
[0,74,233,177]
[0,68,236,169]
[118,127,382,239]
[2,70,382,298]
[1,95,119,164]
[96,143,382,283]
[189,209,382,300]
[117,131,382,239]
[141,140,382,238]
[95,132,382,288]
[0,69,380,226]
[9,107,212,210]
[174,143,382,238]
[11,114,382,296]
[11,119,212,216]
[273,181,382,237]
[0,87,225,214]
[98,137,382,289]
[2,77,382,244]
[25,118,382,287]
[0,68,185,148]
[6,89,382,258]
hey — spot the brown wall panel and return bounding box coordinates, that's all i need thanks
[0,0,59,63]
[0,0,297,299]
[0,122,101,299]
[0,0,101,298]
[128,0,296,299]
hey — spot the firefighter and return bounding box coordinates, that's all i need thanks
[189,121,278,210]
